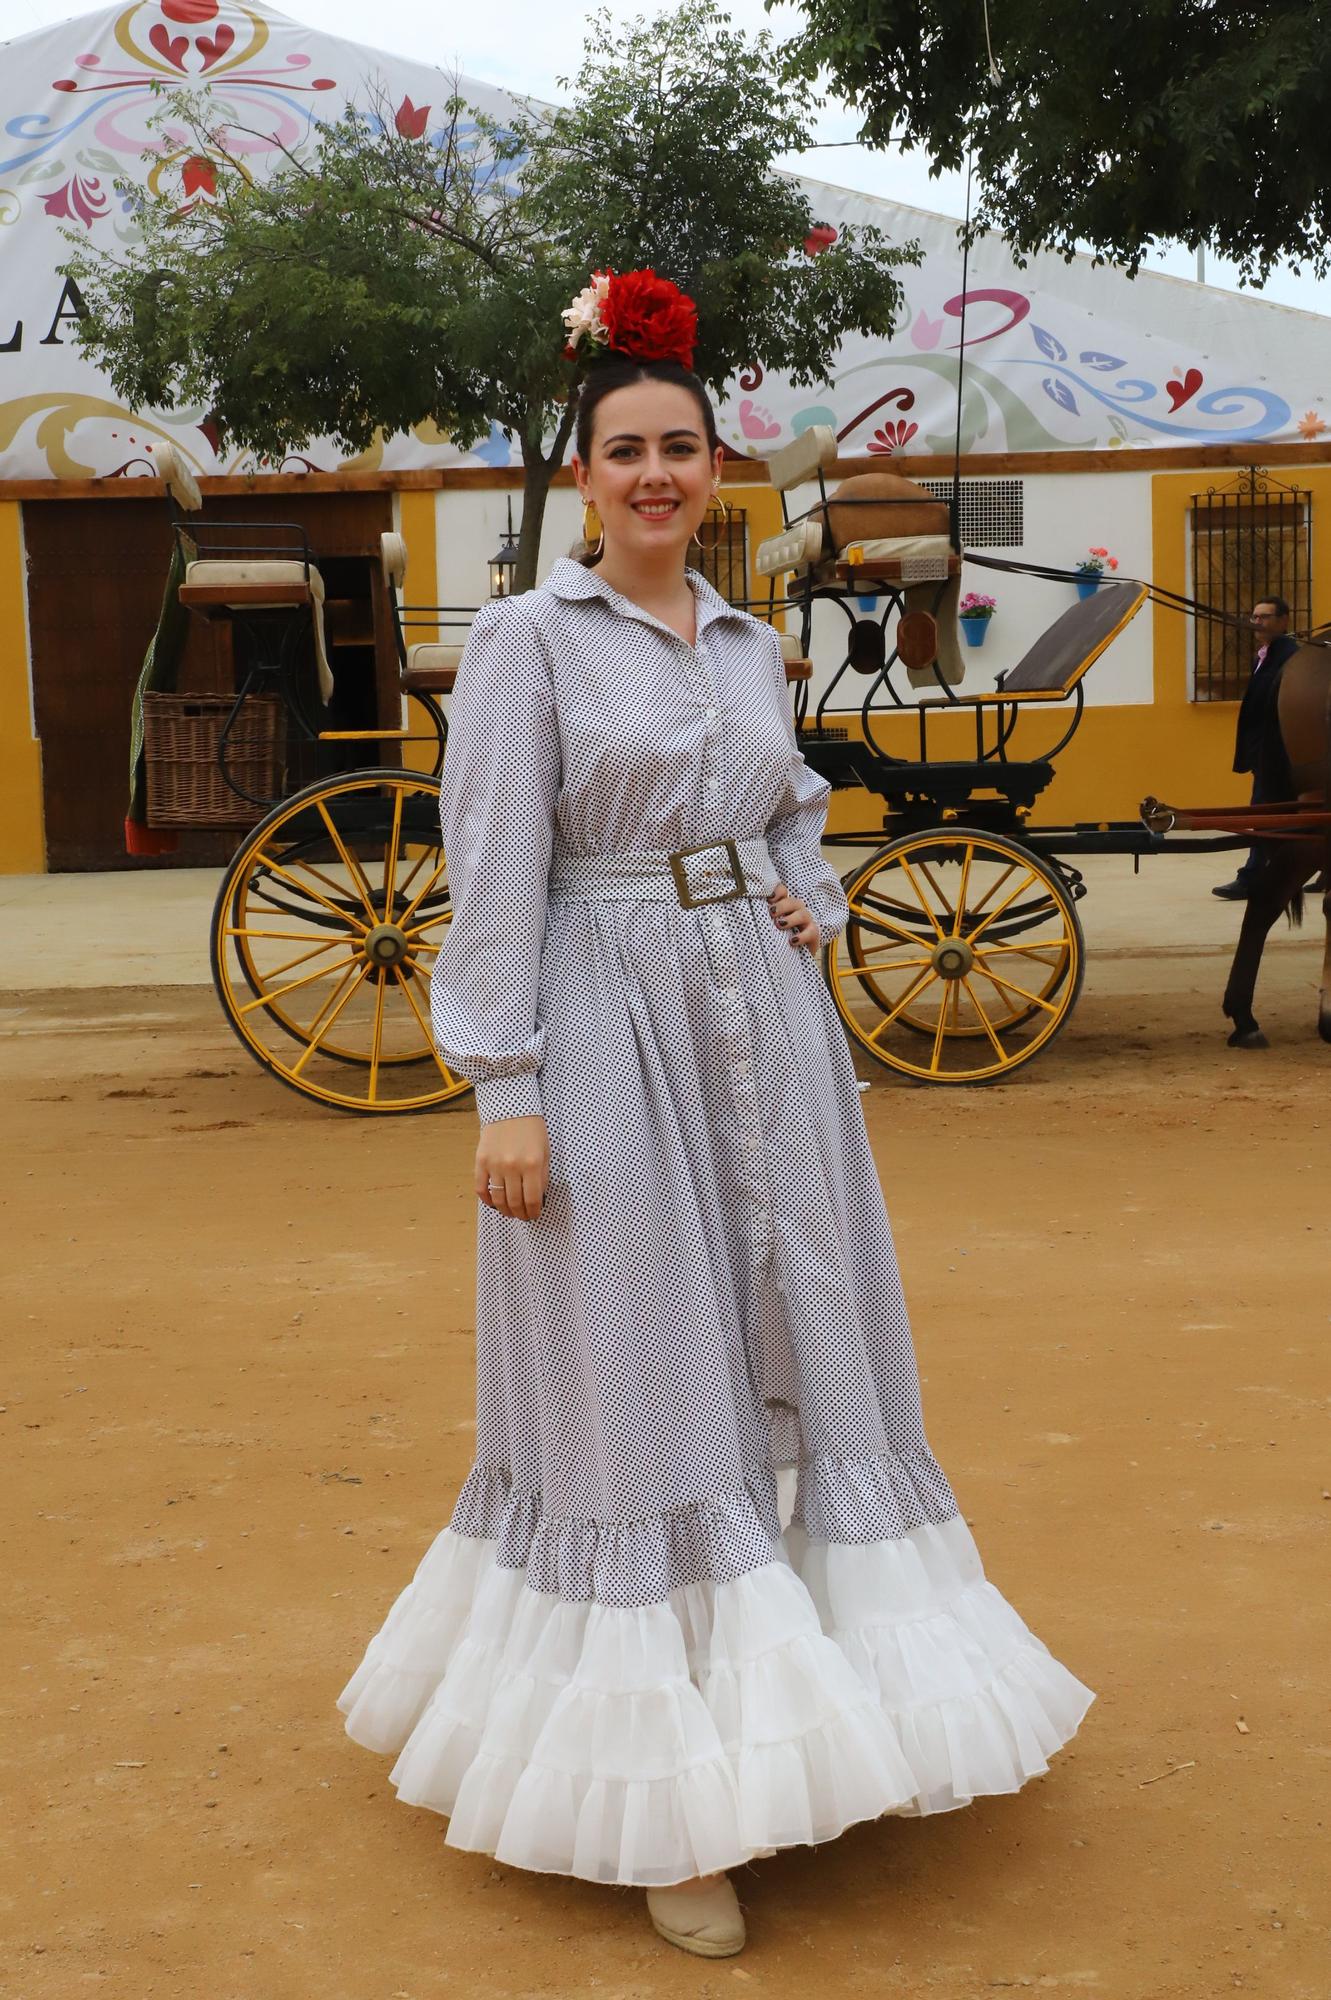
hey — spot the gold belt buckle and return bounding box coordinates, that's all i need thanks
[669,839,748,909]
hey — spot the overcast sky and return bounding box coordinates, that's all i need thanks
[10,0,1331,318]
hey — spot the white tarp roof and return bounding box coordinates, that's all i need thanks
[2,0,1328,481]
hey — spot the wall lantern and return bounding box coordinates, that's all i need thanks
[488,497,520,598]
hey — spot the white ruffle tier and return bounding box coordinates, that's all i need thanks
[337,1477,1093,1886]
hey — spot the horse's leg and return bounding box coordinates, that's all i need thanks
[1221,847,1306,1048]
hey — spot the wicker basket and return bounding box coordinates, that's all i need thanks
[143,692,286,828]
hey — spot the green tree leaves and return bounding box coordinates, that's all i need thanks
[62,3,918,584]
[782,0,1331,283]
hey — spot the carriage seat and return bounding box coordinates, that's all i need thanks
[401,645,462,693]
[914,579,1149,708]
[178,559,334,704]
[155,446,334,702]
[380,531,463,692]
[754,428,965,690]
[777,629,813,681]
[837,534,955,584]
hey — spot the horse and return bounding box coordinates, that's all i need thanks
[1221,640,1331,1049]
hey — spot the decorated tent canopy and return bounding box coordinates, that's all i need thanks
[2,0,1328,483]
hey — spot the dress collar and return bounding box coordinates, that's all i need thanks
[542,556,748,637]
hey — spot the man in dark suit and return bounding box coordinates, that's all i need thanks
[1212,596,1300,899]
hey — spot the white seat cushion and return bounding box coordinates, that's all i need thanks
[755,518,825,577]
[839,532,953,560]
[764,425,838,493]
[839,532,954,584]
[185,559,324,596]
[381,532,408,587]
[405,643,464,675]
[155,442,202,514]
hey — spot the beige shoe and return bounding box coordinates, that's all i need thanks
[646,1873,746,1957]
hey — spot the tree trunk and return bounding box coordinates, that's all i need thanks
[515,446,554,595]
[515,401,577,593]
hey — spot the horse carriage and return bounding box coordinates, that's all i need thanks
[139,435,1331,1111]
[744,425,1330,1075]
[141,446,473,1112]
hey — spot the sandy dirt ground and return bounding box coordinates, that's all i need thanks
[3,855,1328,2000]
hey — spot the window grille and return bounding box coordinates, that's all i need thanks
[917,477,1025,548]
[1190,469,1312,702]
[694,500,749,604]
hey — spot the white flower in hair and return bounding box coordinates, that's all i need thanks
[561,272,611,352]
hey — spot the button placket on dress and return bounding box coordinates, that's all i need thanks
[608,608,774,1290]
[687,631,776,1261]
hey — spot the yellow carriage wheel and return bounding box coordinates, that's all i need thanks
[847,864,1073,1039]
[827,828,1085,1084]
[210,769,472,1114]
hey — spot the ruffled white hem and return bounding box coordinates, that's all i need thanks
[337,1481,1093,1886]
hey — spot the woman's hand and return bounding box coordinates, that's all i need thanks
[476,1115,550,1220]
[768,883,821,951]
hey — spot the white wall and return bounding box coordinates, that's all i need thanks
[434,486,588,613]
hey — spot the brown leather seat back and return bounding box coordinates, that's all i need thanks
[820,473,950,551]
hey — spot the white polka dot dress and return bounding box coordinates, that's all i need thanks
[337,558,1093,1884]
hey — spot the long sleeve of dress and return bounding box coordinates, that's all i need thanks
[762,631,850,943]
[430,599,562,1124]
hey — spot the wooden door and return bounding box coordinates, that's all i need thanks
[24,489,393,870]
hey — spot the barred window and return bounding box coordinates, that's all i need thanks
[917,477,1025,548]
[694,499,749,605]
[1190,470,1312,702]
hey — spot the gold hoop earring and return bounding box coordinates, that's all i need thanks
[581,499,604,558]
[692,484,726,549]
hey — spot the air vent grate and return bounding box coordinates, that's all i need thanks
[917,478,1025,549]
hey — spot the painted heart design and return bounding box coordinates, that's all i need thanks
[739,398,781,442]
[198,23,235,67]
[1166,366,1202,411]
[148,23,188,67]
[910,310,943,351]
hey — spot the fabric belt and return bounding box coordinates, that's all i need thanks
[548,837,779,908]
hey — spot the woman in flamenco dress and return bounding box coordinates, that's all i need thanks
[337,269,1093,1958]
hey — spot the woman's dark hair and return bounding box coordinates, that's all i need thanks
[574,356,719,565]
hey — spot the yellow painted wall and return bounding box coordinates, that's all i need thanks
[733,483,785,615]
[823,464,1331,836]
[0,503,44,874]
[397,487,443,778]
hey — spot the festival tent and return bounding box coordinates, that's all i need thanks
[1,0,1329,482]
[2,1,1329,872]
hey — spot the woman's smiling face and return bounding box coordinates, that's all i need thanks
[573,380,724,562]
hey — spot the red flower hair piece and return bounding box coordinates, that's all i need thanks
[562,268,698,371]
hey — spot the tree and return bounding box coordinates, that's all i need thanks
[782,0,1331,284]
[62,2,918,590]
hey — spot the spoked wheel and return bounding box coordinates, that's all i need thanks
[827,828,1085,1084]
[211,768,472,1113]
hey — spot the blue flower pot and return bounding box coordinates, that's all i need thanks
[1075,577,1100,599]
[959,616,990,648]
[855,593,879,614]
